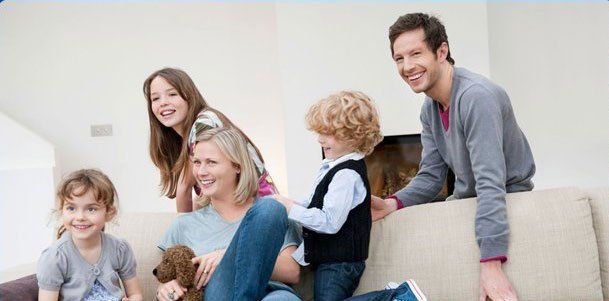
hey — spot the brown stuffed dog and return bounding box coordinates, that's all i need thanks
[153,245,203,301]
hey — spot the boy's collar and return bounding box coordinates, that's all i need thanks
[322,152,364,169]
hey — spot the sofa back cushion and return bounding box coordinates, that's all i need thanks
[106,188,604,300]
[106,212,176,300]
[105,210,316,299]
[586,187,609,300]
[356,187,603,300]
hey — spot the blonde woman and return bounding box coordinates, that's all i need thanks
[155,128,300,301]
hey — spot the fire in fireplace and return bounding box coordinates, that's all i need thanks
[364,134,455,201]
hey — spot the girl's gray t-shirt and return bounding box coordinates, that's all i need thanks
[37,232,137,301]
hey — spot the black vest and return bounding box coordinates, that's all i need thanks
[303,159,371,268]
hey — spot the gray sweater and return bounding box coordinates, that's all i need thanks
[395,67,535,259]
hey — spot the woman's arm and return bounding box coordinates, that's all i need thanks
[270,246,300,285]
[175,170,197,213]
[121,276,143,301]
[38,289,59,301]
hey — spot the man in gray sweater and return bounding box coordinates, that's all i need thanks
[372,13,535,301]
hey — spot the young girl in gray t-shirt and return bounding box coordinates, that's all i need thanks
[37,169,143,301]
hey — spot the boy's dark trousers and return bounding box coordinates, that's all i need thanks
[313,261,365,301]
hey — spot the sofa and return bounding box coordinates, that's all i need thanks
[2,187,608,300]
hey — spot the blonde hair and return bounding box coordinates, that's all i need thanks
[306,91,383,155]
[55,169,118,238]
[193,127,258,207]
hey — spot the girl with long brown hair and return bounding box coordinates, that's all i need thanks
[143,67,276,212]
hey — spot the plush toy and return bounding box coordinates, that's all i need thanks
[153,245,203,301]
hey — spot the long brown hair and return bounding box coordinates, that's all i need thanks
[143,67,265,198]
[143,68,207,198]
[56,169,118,238]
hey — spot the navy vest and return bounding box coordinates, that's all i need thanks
[303,159,371,268]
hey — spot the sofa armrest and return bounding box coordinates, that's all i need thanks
[0,274,38,301]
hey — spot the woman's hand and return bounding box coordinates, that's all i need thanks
[156,280,187,301]
[192,249,226,289]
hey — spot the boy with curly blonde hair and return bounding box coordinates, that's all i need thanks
[275,91,383,301]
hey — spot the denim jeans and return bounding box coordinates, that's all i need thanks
[344,281,417,301]
[314,261,365,301]
[204,198,300,301]
[261,281,301,301]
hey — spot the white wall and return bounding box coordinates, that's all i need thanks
[276,2,491,198]
[487,2,609,189]
[0,112,55,170]
[0,112,55,270]
[0,2,288,213]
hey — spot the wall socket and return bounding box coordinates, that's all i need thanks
[90,124,113,137]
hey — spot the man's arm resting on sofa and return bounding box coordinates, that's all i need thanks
[479,260,517,301]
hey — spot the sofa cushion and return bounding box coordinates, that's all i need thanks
[106,212,177,301]
[586,187,609,300]
[107,211,321,300]
[356,187,603,300]
[0,274,38,301]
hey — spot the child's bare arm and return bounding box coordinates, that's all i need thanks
[38,289,59,301]
[176,171,197,213]
[121,276,143,301]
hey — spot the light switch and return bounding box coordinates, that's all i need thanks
[91,124,113,137]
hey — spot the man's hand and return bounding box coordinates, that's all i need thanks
[371,195,398,221]
[479,260,518,301]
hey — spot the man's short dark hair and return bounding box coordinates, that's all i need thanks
[389,13,455,65]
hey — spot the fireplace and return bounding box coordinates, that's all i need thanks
[364,134,454,201]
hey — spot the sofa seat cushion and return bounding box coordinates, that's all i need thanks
[356,187,603,300]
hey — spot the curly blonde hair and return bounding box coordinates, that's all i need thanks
[306,91,383,155]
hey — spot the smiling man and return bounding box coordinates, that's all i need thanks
[372,13,536,301]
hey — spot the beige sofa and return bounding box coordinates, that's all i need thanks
[2,187,608,300]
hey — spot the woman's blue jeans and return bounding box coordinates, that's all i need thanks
[204,198,300,301]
